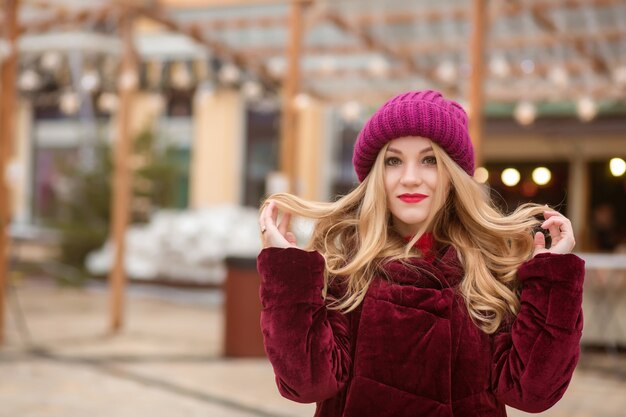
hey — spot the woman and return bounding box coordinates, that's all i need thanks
[256,90,584,416]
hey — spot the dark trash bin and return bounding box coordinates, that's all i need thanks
[223,256,266,357]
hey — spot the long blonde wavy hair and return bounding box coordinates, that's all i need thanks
[262,140,547,334]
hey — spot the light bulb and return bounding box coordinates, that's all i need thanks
[474,167,489,183]
[514,101,536,125]
[501,168,521,187]
[577,96,597,122]
[609,158,626,177]
[532,167,551,185]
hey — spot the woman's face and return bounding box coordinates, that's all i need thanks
[383,136,448,237]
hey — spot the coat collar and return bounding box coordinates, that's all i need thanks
[380,243,464,289]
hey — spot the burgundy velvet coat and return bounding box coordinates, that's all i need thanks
[257,244,585,417]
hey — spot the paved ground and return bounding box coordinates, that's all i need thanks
[1,277,625,417]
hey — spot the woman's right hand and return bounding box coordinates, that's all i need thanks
[259,200,299,249]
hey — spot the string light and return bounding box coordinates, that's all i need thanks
[60,90,80,115]
[218,63,241,85]
[40,51,63,71]
[514,101,536,125]
[435,60,457,84]
[340,101,361,122]
[501,168,521,187]
[241,80,263,101]
[547,66,569,89]
[609,158,626,177]
[532,167,551,185]
[488,55,510,78]
[293,93,312,110]
[97,92,119,113]
[80,69,101,93]
[474,167,489,183]
[18,69,42,91]
[118,70,138,91]
[367,56,390,78]
[577,96,598,122]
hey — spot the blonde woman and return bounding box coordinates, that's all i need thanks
[257,90,584,416]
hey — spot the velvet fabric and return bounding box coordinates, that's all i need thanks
[257,246,585,417]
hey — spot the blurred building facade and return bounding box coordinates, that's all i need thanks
[2,0,625,252]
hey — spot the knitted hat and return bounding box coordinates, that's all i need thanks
[352,90,475,181]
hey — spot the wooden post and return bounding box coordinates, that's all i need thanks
[109,8,137,332]
[469,0,486,168]
[0,0,19,345]
[279,0,309,194]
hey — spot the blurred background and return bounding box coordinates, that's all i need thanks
[0,0,625,416]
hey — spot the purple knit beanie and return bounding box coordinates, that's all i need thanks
[352,90,475,182]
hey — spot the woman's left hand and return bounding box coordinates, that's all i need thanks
[533,210,576,257]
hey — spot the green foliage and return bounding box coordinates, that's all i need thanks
[49,129,185,284]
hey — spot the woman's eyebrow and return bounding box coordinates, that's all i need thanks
[386,146,433,155]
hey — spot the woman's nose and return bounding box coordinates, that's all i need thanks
[400,164,422,186]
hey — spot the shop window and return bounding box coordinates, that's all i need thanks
[588,161,626,252]
[243,108,280,207]
[485,161,569,215]
[330,123,360,198]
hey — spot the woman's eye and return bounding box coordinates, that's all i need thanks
[385,157,402,166]
[422,156,437,165]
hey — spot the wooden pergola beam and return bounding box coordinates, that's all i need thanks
[130,4,280,89]
[0,0,20,345]
[108,5,137,333]
[300,51,618,83]
[529,7,610,74]
[469,0,486,167]
[189,0,617,29]
[321,81,619,105]
[322,10,453,94]
[239,26,624,66]
[133,4,329,101]
[279,0,310,194]
[188,14,286,30]
[18,5,114,35]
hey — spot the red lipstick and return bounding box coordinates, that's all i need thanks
[398,193,428,203]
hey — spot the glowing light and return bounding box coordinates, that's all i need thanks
[577,97,597,122]
[367,57,390,77]
[242,80,263,101]
[501,168,521,187]
[80,70,101,92]
[610,158,626,177]
[489,55,510,78]
[97,92,119,112]
[41,51,63,71]
[340,101,361,122]
[60,91,80,115]
[435,60,457,84]
[532,167,552,185]
[547,66,569,89]
[18,69,41,91]
[218,63,241,85]
[293,93,312,110]
[118,70,138,91]
[514,101,536,125]
[613,66,626,86]
[267,57,286,78]
[170,62,192,89]
[474,167,489,183]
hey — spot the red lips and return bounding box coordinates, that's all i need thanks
[398,193,428,203]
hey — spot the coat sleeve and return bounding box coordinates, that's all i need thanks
[257,247,352,403]
[491,253,585,413]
